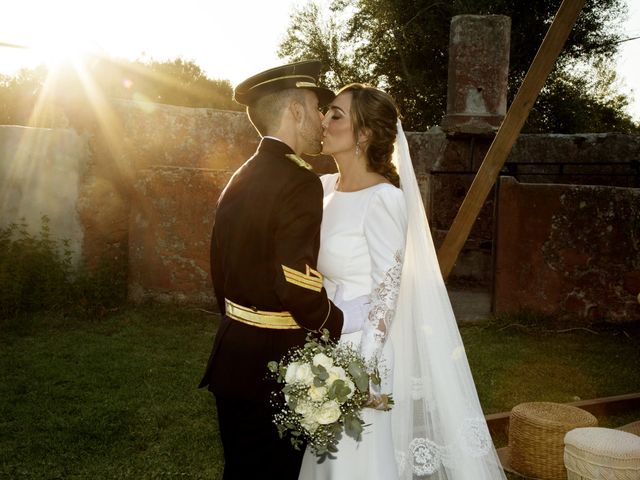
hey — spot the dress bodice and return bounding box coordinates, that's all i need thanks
[318,173,407,302]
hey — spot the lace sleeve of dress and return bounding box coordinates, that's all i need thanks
[361,250,403,364]
[360,187,407,365]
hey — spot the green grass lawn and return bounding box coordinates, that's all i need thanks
[464,318,640,415]
[1,306,639,479]
[1,307,222,479]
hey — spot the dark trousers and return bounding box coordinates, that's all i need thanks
[214,394,305,480]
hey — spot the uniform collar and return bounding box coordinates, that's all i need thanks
[257,138,313,171]
[258,137,295,156]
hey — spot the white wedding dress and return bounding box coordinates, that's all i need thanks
[299,123,506,480]
[298,173,407,480]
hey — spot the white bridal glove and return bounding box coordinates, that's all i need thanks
[333,285,370,334]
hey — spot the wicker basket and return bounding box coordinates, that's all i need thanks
[618,421,640,437]
[508,402,598,480]
[564,427,640,480]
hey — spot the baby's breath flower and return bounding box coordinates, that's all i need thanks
[268,329,389,461]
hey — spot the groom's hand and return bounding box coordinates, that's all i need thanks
[333,285,369,334]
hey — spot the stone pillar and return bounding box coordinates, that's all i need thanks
[442,15,511,134]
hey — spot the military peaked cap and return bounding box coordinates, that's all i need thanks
[233,59,335,107]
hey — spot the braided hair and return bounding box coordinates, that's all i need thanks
[339,83,400,187]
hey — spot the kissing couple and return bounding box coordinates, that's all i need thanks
[199,59,506,480]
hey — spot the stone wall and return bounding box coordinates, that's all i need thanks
[2,100,639,320]
[422,130,640,286]
[494,177,640,322]
[77,100,259,303]
[507,133,640,187]
[74,100,259,270]
[0,126,88,264]
[128,167,230,304]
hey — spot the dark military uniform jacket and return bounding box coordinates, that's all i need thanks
[199,137,343,401]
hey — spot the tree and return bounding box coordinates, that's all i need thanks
[90,57,241,111]
[279,0,639,133]
[0,66,67,127]
[279,2,364,88]
[526,57,638,133]
[0,57,242,128]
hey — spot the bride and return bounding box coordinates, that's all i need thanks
[298,84,506,480]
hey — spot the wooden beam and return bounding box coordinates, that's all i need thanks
[437,0,586,280]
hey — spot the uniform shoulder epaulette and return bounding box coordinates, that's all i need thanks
[285,153,313,171]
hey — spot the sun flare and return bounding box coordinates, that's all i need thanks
[35,40,91,71]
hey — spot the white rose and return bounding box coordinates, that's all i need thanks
[331,366,347,380]
[296,401,320,434]
[285,361,301,384]
[344,378,356,398]
[326,366,348,386]
[314,400,341,425]
[308,385,328,402]
[300,416,319,434]
[295,363,315,385]
[295,400,315,417]
[312,353,333,370]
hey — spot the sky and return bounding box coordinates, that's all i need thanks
[1,0,639,121]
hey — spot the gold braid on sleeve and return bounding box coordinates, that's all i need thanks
[317,298,331,332]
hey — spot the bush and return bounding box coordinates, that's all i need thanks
[0,216,126,317]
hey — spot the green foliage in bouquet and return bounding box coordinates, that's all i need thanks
[267,329,390,461]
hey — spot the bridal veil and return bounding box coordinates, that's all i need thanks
[389,120,507,479]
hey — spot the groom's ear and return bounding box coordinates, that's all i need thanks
[289,100,305,125]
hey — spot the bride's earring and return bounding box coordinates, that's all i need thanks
[355,142,360,159]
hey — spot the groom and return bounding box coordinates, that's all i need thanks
[199,60,344,479]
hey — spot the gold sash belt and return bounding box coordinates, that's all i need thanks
[225,298,300,330]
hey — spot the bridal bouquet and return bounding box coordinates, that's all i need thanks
[267,329,391,461]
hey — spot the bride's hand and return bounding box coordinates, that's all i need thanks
[365,393,394,411]
[333,284,370,334]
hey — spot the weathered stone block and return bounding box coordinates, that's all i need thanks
[507,134,640,188]
[494,177,640,322]
[128,167,230,304]
[112,100,258,172]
